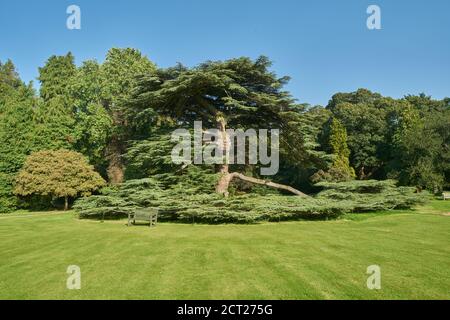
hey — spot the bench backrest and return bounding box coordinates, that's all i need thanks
[134,208,158,221]
[443,192,450,198]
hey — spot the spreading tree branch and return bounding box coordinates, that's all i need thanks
[229,172,309,197]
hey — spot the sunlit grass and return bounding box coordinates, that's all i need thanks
[0,200,449,300]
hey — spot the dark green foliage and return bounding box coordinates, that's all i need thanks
[75,77,431,223]
[0,173,19,213]
[315,180,428,211]
[276,105,331,192]
[75,181,343,223]
[326,89,390,179]
[75,178,425,223]
[0,61,36,212]
[73,102,112,169]
[128,56,318,169]
[1,53,448,218]
[100,48,157,183]
[325,89,449,192]
[32,53,81,152]
[312,117,355,183]
[33,97,77,150]
[0,60,24,105]
[38,53,77,101]
[69,60,113,168]
[74,178,167,219]
[388,98,450,192]
[124,128,179,180]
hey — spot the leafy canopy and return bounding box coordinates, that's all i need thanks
[14,150,106,199]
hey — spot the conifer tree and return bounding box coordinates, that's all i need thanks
[0,60,36,212]
[35,53,78,150]
[33,96,77,150]
[329,117,355,179]
[311,118,355,183]
[100,48,157,184]
[128,56,315,197]
[38,53,77,101]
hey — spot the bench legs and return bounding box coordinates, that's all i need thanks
[149,214,157,227]
[127,214,134,227]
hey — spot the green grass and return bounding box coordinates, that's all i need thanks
[0,200,449,300]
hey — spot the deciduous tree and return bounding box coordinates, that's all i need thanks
[14,150,106,210]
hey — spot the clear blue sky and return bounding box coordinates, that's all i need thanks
[1,0,449,106]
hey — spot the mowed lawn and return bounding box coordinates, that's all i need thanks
[0,201,449,300]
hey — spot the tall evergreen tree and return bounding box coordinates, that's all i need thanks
[100,48,157,184]
[328,118,355,179]
[0,59,23,105]
[0,60,36,212]
[38,53,77,101]
[35,53,78,150]
[311,117,355,183]
[129,56,315,196]
[32,96,77,150]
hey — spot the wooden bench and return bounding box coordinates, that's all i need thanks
[128,208,158,227]
[443,192,450,200]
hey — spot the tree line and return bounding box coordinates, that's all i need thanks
[0,48,448,212]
